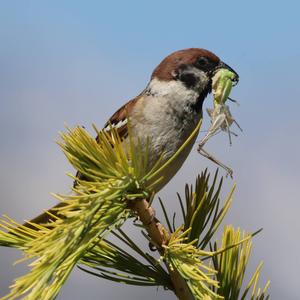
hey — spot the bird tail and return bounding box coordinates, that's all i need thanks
[23,202,65,229]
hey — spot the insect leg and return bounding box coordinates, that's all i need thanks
[233,119,243,132]
[197,146,233,178]
[225,117,233,146]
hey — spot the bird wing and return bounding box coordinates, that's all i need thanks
[26,93,145,227]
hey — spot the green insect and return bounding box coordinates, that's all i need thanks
[197,69,242,178]
[212,68,237,106]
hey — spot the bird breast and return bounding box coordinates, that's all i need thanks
[130,79,202,190]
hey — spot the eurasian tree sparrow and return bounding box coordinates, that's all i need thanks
[100,48,238,187]
[29,48,239,225]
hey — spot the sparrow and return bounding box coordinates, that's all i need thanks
[28,48,239,226]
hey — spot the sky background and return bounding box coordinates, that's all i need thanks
[0,1,299,299]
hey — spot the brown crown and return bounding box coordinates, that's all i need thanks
[151,48,220,81]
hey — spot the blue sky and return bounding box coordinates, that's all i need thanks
[0,1,299,299]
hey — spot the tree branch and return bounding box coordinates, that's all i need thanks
[132,198,193,300]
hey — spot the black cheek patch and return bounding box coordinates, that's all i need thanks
[179,72,197,88]
[190,85,211,113]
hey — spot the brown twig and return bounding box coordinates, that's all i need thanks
[132,198,193,300]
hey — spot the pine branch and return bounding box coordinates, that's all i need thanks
[0,120,270,300]
[0,125,162,299]
[210,226,270,300]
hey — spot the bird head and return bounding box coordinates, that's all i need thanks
[150,48,239,111]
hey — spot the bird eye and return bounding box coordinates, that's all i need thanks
[197,57,209,67]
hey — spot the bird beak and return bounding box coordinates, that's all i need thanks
[216,61,239,86]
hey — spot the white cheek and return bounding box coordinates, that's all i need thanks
[147,78,199,99]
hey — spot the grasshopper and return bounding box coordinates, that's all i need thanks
[197,69,242,178]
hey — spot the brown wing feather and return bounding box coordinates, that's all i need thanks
[103,94,141,137]
[75,95,141,185]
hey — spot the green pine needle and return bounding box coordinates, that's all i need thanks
[211,225,270,300]
[1,125,148,300]
[80,235,172,289]
[0,120,202,300]
[163,227,223,300]
[0,120,271,300]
